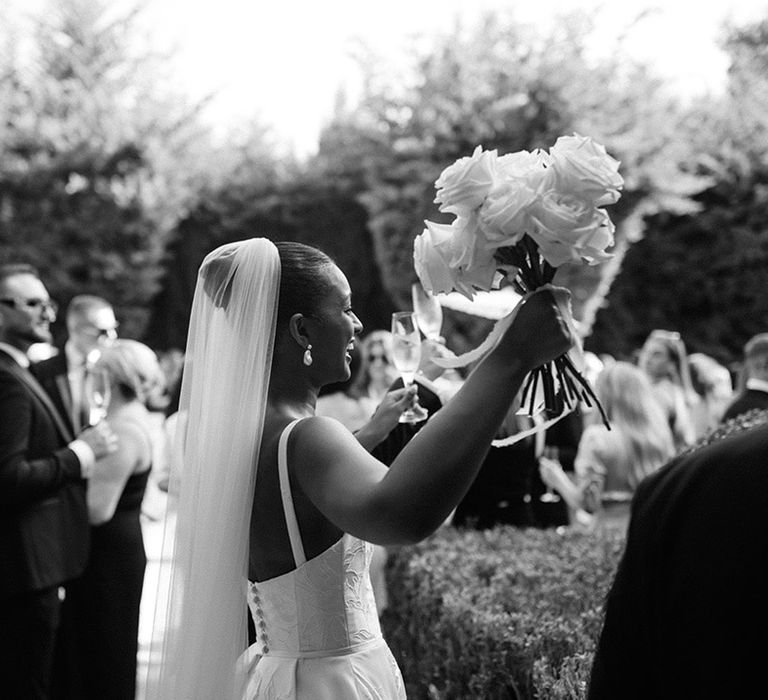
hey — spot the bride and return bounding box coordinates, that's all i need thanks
[150,238,572,699]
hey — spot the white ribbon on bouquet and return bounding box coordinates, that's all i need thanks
[432,284,584,446]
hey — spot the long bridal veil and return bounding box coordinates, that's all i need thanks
[147,238,280,699]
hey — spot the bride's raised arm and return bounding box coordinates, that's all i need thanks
[292,287,572,545]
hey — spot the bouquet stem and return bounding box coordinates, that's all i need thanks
[499,235,610,430]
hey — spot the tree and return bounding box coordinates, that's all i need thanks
[589,16,768,367]
[318,8,710,342]
[145,120,393,350]
[0,0,207,340]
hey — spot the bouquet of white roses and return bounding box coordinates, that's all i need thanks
[414,133,623,427]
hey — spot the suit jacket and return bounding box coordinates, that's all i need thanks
[588,423,768,699]
[33,351,77,435]
[0,350,89,597]
[722,387,768,422]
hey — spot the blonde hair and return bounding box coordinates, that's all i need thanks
[96,339,163,405]
[347,330,397,400]
[597,361,676,487]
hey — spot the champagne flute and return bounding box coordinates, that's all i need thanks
[391,311,429,424]
[84,369,111,426]
[411,282,444,341]
[539,445,562,503]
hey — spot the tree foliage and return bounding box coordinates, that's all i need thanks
[589,17,768,367]
[5,1,762,367]
[318,9,710,331]
[145,124,393,350]
[0,0,206,340]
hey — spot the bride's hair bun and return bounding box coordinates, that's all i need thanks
[200,244,240,310]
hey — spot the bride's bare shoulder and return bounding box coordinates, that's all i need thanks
[290,415,362,457]
[261,413,350,448]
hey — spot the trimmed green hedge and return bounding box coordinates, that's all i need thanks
[382,526,626,699]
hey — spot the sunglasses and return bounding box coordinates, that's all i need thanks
[78,325,119,340]
[0,296,58,315]
[367,352,390,364]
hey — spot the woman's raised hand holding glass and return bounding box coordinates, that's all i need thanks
[391,311,429,424]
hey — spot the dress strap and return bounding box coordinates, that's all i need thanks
[277,419,306,567]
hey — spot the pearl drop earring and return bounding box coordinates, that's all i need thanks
[303,344,313,367]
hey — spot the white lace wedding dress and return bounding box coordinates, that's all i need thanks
[243,420,406,699]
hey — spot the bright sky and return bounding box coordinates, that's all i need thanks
[6,0,768,155]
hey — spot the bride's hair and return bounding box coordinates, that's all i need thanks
[274,241,336,325]
[200,243,239,310]
[200,240,335,318]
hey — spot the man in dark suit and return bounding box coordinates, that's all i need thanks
[0,264,117,699]
[722,332,768,422]
[588,422,768,699]
[34,294,118,436]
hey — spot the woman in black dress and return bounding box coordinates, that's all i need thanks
[67,339,163,699]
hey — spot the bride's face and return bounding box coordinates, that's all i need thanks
[311,265,363,384]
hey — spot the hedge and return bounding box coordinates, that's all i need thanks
[382,526,626,699]
[382,409,768,699]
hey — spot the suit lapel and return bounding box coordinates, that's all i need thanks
[4,360,74,443]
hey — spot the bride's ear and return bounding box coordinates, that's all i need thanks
[288,313,311,349]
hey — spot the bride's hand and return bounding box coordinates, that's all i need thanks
[498,287,574,372]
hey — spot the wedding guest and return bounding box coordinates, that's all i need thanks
[637,329,697,449]
[687,352,733,436]
[587,420,768,699]
[722,333,768,422]
[452,397,540,529]
[149,238,572,699]
[578,351,608,424]
[65,339,163,699]
[539,361,675,529]
[0,264,116,699]
[317,330,399,441]
[34,294,119,435]
[369,337,452,466]
[154,347,185,412]
[531,404,584,528]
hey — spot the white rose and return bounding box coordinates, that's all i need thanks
[434,146,498,216]
[448,213,497,297]
[478,149,554,248]
[414,216,497,299]
[496,149,553,191]
[414,221,459,296]
[528,192,615,267]
[478,179,537,248]
[548,134,623,207]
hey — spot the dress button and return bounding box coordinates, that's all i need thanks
[262,645,269,654]
[259,620,266,630]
